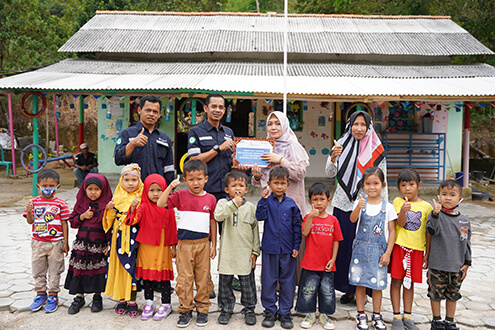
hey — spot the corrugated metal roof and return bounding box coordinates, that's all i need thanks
[35,59,495,78]
[58,13,494,56]
[0,59,494,98]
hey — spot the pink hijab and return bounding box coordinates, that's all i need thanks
[266,111,310,167]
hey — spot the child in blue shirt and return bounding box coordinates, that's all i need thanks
[256,166,302,329]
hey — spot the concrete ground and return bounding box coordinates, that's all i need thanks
[1,164,494,329]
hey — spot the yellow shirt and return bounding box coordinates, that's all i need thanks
[393,198,433,251]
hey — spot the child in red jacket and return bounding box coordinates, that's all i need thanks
[126,174,178,321]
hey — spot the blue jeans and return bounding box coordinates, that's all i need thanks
[74,167,98,184]
[295,268,336,315]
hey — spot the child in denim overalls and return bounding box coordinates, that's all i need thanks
[349,167,397,330]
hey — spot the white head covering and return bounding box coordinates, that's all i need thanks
[266,111,310,167]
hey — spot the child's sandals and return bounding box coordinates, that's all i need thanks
[127,302,139,317]
[115,301,128,315]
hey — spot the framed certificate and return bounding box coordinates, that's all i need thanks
[233,137,275,168]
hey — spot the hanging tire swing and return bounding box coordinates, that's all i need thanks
[21,92,47,118]
[21,144,48,173]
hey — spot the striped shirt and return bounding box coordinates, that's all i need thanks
[23,196,70,242]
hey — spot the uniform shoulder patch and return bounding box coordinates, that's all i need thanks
[189,137,196,144]
[117,138,122,145]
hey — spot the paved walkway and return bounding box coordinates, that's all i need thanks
[0,186,494,329]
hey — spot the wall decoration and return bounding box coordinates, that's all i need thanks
[309,147,317,156]
[388,102,416,131]
[318,116,326,128]
[257,119,266,132]
[322,148,330,155]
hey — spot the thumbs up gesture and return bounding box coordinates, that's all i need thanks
[106,198,115,210]
[401,196,412,213]
[133,128,148,147]
[131,194,140,210]
[331,140,343,163]
[81,206,94,220]
[357,194,366,209]
[432,197,442,215]
[170,175,181,189]
[262,187,270,199]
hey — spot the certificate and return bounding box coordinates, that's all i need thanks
[233,137,275,168]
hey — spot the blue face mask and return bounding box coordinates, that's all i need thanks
[39,185,59,197]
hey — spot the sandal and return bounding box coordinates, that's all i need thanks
[128,302,139,317]
[115,301,128,315]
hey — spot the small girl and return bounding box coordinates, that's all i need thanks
[126,174,178,321]
[103,164,143,317]
[390,168,432,330]
[65,174,112,314]
[349,167,396,330]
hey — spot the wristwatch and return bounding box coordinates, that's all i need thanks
[213,145,220,153]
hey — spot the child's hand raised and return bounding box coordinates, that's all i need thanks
[234,191,243,206]
[130,194,140,211]
[401,197,412,213]
[357,194,366,209]
[262,187,270,199]
[80,207,94,220]
[308,203,319,218]
[26,201,33,213]
[170,175,181,189]
[432,198,441,215]
[106,199,115,210]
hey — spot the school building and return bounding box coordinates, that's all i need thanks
[0,11,494,183]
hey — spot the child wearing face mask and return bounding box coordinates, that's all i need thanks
[125,174,178,321]
[64,174,113,315]
[103,164,144,317]
[24,169,70,313]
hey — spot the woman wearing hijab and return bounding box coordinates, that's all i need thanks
[252,111,310,285]
[325,111,387,304]
[65,174,113,314]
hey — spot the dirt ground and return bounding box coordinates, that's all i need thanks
[0,163,78,208]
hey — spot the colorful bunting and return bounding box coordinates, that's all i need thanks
[465,103,475,109]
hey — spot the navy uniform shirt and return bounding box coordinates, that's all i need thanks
[187,120,234,194]
[75,152,98,168]
[255,193,302,254]
[114,121,174,184]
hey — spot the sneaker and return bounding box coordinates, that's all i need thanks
[430,320,446,330]
[392,318,405,330]
[444,321,459,330]
[196,312,208,327]
[91,294,103,313]
[356,313,369,330]
[218,311,232,325]
[141,304,154,320]
[209,290,216,299]
[245,311,257,325]
[262,312,277,328]
[29,294,47,312]
[278,314,294,329]
[319,313,336,330]
[44,295,58,313]
[301,312,316,328]
[153,304,172,321]
[177,310,193,328]
[402,318,420,330]
[68,296,85,314]
[127,302,139,318]
[114,301,128,315]
[340,293,355,304]
[372,314,386,330]
[232,277,241,291]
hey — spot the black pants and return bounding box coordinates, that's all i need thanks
[143,280,171,304]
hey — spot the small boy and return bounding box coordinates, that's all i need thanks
[256,166,302,329]
[158,159,217,328]
[391,168,432,330]
[214,171,260,326]
[23,169,70,313]
[426,180,471,330]
[296,183,342,330]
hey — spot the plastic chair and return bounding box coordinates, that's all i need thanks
[0,148,13,177]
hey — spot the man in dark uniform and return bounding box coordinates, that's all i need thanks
[73,143,98,184]
[114,95,174,184]
[188,93,235,201]
[188,93,236,298]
